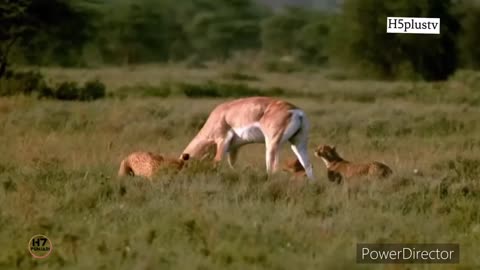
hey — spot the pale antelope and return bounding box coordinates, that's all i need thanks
[180,97,314,179]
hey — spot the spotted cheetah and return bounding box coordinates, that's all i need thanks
[282,158,307,178]
[314,144,392,183]
[118,152,190,179]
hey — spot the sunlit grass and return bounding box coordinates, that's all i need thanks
[0,66,479,269]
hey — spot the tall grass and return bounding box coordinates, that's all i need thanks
[0,66,479,269]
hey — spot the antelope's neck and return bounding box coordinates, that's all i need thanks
[182,135,213,159]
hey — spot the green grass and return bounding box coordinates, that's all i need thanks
[0,65,479,269]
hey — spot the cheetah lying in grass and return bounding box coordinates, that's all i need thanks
[314,144,392,183]
[118,151,190,179]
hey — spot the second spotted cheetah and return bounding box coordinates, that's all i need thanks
[314,144,392,183]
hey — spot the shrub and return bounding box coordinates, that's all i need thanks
[294,21,330,65]
[37,84,56,99]
[261,7,331,66]
[141,85,171,98]
[220,72,260,82]
[178,82,220,98]
[0,71,50,96]
[81,79,106,100]
[332,0,460,81]
[116,82,171,98]
[178,81,262,98]
[0,70,107,101]
[457,1,480,69]
[264,87,286,96]
[449,70,480,89]
[218,83,263,97]
[42,79,106,101]
[54,81,81,101]
[112,80,291,99]
[324,71,348,81]
[263,57,302,73]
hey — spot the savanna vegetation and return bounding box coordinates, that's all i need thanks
[1,0,480,269]
[1,0,480,80]
[1,66,480,269]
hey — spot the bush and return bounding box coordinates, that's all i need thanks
[261,7,331,66]
[178,81,264,98]
[0,71,50,96]
[82,79,106,101]
[263,57,302,73]
[456,1,480,69]
[323,70,349,81]
[54,81,81,101]
[220,72,260,81]
[116,82,172,98]
[449,70,480,89]
[332,0,460,81]
[294,21,329,65]
[35,78,106,101]
[0,70,106,101]
[111,80,292,99]
[261,8,308,56]
[45,79,106,101]
[37,84,55,99]
[265,87,286,96]
[178,82,221,98]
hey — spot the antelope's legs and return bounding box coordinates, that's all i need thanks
[289,123,314,180]
[227,148,239,168]
[265,138,281,175]
[290,143,313,180]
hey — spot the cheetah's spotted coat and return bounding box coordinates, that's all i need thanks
[118,152,189,179]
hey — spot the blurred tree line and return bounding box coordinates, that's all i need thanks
[1,0,480,80]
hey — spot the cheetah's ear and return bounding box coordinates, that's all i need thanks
[332,145,336,151]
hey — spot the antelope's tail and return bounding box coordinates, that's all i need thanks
[282,109,308,143]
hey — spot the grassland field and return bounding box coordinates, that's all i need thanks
[1,64,480,270]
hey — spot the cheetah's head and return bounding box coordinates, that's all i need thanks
[314,144,342,162]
